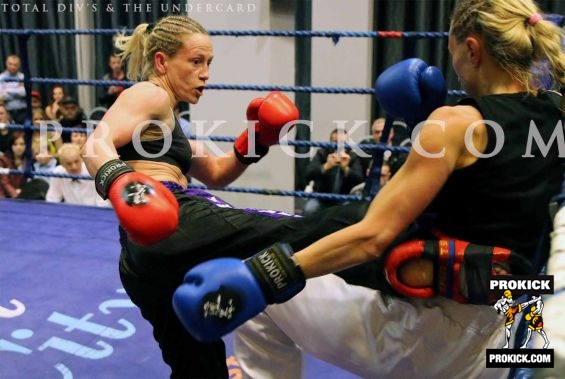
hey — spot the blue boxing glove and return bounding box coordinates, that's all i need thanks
[375,58,447,135]
[172,243,305,342]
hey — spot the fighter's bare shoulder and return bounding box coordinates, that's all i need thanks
[115,81,171,118]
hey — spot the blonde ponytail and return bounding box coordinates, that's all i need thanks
[114,23,152,81]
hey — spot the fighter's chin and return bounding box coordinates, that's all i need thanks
[184,95,199,105]
[186,89,203,104]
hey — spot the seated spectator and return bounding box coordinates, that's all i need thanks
[32,151,57,185]
[350,161,392,197]
[30,91,43,112]
[17,177,49,200]
[98,52,127,108]
[0,103,13,153]
[0,54,27,125]
[380,161,392,187]
[302,128,364,217]
[70,128,87,148]
[359,118,393,176]
[58,96,86,142]
[360,118,409,178]
[31,108,61,157]
[45,85,65,120]
[45,143,109,207]
[0,131,28,198]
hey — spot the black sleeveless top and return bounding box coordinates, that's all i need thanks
[429,91,564,259]
[117,116,191,174]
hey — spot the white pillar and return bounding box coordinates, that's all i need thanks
[74,7,96,115]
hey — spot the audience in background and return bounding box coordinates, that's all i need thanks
[31,108,61,157]
[359,118,393,177]
[98,52,127,108]
[0,131,28,198]
[45,143,109,207]
[0,54,27,125]
[70,129,87,149]
[350,161,393,197]
[45,85,65,120]
[30,108,58,187]
[32,151,57,185]
[58,96,86,143]
[0,103,13,153]
[30,91,43,112]
[302,128,364,217]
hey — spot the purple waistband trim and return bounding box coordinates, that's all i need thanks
[160,181,300,219]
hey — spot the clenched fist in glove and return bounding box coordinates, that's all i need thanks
[172,243,305,342]
[95,159,179,246]
[234,91,299,164]
[375,58,447,135]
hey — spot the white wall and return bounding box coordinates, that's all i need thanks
[188,0,297,212]
[179,0,374,213]
[311,0,374,146]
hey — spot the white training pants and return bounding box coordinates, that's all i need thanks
[235,274,511,379]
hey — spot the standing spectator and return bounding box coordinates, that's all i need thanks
[302,128,364,216]
[0,103,13,153]
[98,52,127,108]
[45,84,65,120]
[58,96,86,142]
[0,131,27,198]
[45,143,109,207]
[0,54,27,125]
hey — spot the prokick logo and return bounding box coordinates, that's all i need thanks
[486,275,554,368]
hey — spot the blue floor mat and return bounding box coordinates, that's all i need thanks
[0,199,359,379]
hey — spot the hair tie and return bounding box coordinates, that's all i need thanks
[527,13,543,26]
[146,22,156,34]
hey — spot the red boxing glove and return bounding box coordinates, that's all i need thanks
[96,159,179,245]
[234,91,299,164]
[383,239,532,305]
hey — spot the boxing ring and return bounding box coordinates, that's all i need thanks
[0,199,362,378]
[1,16,564,379]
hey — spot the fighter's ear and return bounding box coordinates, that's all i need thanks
[154,52,168,74]
[464,36,482,67]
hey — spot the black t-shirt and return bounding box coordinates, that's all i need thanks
[430,91,564,259]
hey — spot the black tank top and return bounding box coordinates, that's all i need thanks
[117,116,191,174]
[430,91,564,258]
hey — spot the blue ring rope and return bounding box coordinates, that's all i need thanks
[0,28,449,39]
[0,77,467,97]
[2,169,368,202]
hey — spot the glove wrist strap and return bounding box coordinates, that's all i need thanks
[233,145,269,164]
[95,159,134,199]
[233,129,270,164]
[245,243,306,303]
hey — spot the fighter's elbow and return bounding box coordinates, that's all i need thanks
[355,221,392,261]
